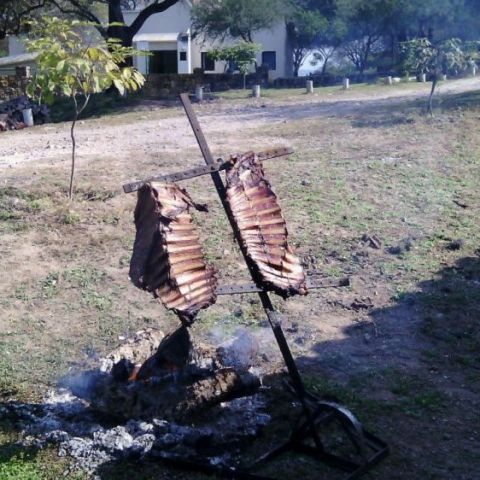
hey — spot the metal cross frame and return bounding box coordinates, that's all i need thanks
[122,93,389,479]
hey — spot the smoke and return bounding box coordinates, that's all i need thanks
[211,325,281,372]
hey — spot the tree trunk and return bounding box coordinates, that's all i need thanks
[69,95,90,200]
[107,0,133,48]
[321,57,329,76]
[69,111,78,200]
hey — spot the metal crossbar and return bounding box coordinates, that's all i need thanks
[216,276,349,295]
[123,147,293,193]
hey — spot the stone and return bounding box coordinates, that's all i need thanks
[131,433,156,454]
[93,426,134,453]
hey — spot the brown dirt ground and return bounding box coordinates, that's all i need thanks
[1,77,480,479]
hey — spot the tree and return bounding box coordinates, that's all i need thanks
[48,0,181,47]
[25,17,145,198]
[337,0,397,75]
[0,0,46,39]
[208,42,261,89]
[191,0,286,42]
[286,9,327,77]
[400,37,475,115]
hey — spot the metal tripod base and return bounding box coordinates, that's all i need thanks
[246,396,389,480]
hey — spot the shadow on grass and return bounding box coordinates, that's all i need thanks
[209,86,480,126]
[1,256,479,479]
[49,91,146,124]
[296,255,480,480]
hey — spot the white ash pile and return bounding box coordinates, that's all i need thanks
[0,95,49,131]
[0,328,272,476]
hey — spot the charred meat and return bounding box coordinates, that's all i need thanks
[226,152,307,296]
[129,183,217,324]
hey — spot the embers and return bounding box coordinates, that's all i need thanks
[136,326,191,380]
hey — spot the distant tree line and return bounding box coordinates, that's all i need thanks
[192,0,480,76]
[2,0,480,77]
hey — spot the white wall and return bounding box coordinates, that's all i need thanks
[8,36,26,56]
[123,1,191,32]
[126,0,293,78]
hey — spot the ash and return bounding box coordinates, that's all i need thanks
[1,329,272,477]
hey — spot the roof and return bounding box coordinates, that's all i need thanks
[0,52,38,67]
[132,33,180,43]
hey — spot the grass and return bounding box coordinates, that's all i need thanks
[1,80,480,478]
[215,79,435,103]
[0,420,86,480]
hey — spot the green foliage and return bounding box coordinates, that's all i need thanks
[208,42,261,78]
[192,0,286,42]
[400,37,476,114]
[24,17,145,199]
[287,8,328,76]
[0,452,44,480]
[0,0,44,39]
[400,37,469,76]
[25,17,145,105]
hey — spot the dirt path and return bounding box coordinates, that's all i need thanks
[1,76,479,479]
[1,77,478,169]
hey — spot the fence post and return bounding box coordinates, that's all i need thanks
[252,84,261,98]
[342,78,350,90]
[306,80,314,94]
[385,76,392,85]
[418,73,426,83]
[195,85,204,102]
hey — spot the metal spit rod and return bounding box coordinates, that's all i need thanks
[179,93,323,450]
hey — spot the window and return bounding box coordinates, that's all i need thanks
[179,51,187,61]
[201,52,215,71]
[262,51,276,71]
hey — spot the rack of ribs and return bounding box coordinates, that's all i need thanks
[225,152,307,297]
[129,182,217,325]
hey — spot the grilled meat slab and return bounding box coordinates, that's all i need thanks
[130,182,217,324]
[226,152,307,296]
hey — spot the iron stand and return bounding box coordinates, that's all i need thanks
[123,93,389,479]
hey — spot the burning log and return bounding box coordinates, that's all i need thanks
[67,365,260,422]
[65,327,260,422]
[136,326,191,380]
[226,152,307,297]
[129,183,217,325]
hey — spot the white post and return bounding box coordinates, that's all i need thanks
[342,78,350,90]
[470,64,477,76]
[441,74,447,81]
[306,80,314,94]
[22,108,34,127]
[385,76,392,85]
[195,85,204,102]
[252,84,261,98]
[419,73,426,83]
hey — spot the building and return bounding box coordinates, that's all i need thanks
[3,0,294,79]
[124,0,293,79]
